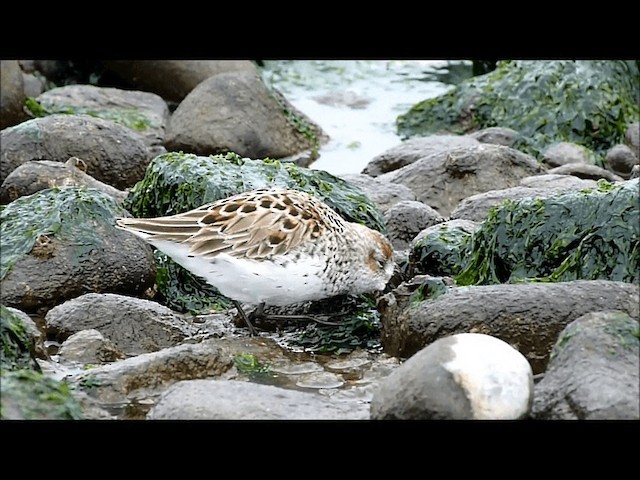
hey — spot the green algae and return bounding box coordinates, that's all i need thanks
[454,179,640,286]
[397,60,640,165]
[291,294,382,355]
[25,97,154,131]
[0,187,128,280]
[0,305,39,372]
[124,151,386,233]
[409,222,477,278]
[0,369,83,420]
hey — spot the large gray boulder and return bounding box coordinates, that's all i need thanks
[379,280,640,375]
[103,60,259,104]
[376,144,545,217]
[165,71,327,159]
[0,114,150,189]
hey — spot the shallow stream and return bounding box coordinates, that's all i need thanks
[260,59,473,175]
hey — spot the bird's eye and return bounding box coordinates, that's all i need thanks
[376,258,386,270]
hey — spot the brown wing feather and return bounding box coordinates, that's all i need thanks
[117,189,341,260]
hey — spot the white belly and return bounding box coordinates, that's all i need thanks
[150,239,327,306]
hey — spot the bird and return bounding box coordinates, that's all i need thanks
[115,187,395,335]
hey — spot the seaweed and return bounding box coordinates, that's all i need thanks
[455,179,639,286]
[397,61,640,166]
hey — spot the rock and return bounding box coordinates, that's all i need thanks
[468,127,519,147]
[370,333,533,419]
[57,328,125,364]
[532,311,639,419]
[546,162,624,182]
[379,280,640,374]
[338,173,417,214]
[541,142,594,168]
[1,60,29,129]
[454,179,638,285]
[46,293,196,356]
[21,72,46,98]
[147,379,369,420]
[361,134,480,177]
[103,60,259,104]
[4,306,46,360]
[36,84,170,157]
[0,369,83,419]
[165,71,327,159]
[396,61,639,162]
[67,339,234,414]
[624,121,639,158]
[383,200,445,250]
[450,174,598,222]
[606,144,638,179]
[376,144,544,217]
[0,114,150,189]
[0,157,127,205]
[0,188,156,315]
[408,219,481,278]
[518,173,598,190]
[1,304,41,371]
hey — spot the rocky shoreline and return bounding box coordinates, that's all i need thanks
[1,60,638,420]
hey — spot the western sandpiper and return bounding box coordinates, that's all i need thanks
[116,188,395,334]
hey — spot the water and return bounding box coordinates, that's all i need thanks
[260,60,473,175]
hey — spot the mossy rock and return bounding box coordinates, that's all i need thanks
[1,305,39,371]
[455,179,639,286]
[408,221,477,278]
[397,60,640,166]
[124,151,386,232]
[25,96,154,132]
[0,187,130,281]
[122,151,388,315]
[0,369,83,420]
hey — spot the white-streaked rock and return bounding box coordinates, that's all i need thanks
[370,333,533,420]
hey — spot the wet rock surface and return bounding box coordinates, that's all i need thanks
[531,311,639,420]
[379,280,640,375]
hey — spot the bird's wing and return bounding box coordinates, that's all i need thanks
[116,189,330,260]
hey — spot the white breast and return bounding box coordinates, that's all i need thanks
[149,239,327,306]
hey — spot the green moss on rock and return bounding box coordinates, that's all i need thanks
[397,61,640,165]
[0,369,83,420]
[122,152,387,315]
[25,97,153,131]
[409,222,476,278]
[455,179,639,286]
[0,187,129,280]
[1,305,39,371]
[124,151,386,232]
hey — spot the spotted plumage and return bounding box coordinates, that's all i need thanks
[115,188,395,333]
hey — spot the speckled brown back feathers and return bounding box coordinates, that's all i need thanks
[116,188,347,261]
